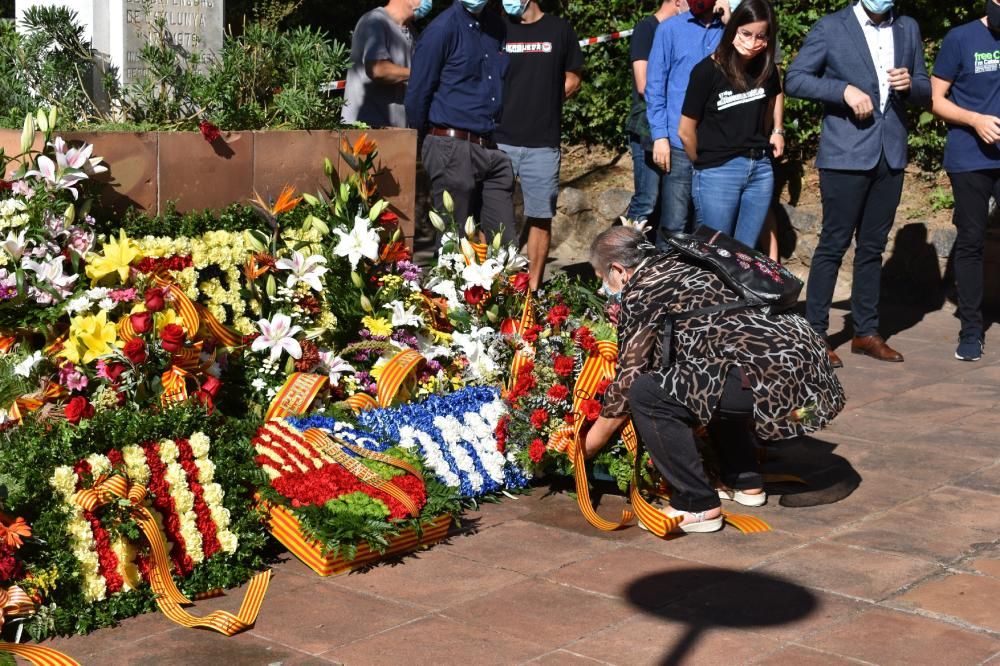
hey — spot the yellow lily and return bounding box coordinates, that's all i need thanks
[63,310,119,364]
[85,229,141,284]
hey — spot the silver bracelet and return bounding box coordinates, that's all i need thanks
[771,128,785,136]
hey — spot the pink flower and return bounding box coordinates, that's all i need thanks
[58,364,88,391]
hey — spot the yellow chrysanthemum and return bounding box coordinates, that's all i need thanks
[362,316,393,337]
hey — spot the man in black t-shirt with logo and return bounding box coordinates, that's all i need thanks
[495,0,584,291]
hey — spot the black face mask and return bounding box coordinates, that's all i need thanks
[989,0,1000,33]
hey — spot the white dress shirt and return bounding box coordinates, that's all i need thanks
[853,2,895,112]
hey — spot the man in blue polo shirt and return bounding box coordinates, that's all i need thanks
[406,0,517,248]
[931,0,1000,361]
[645,0,727,249]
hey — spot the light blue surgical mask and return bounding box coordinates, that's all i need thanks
[503,0,529,16]
[414,0,432,19]
[461,0,488,13]
[599,281,622,302]
[860,0,893,15]
[728,0,742,12]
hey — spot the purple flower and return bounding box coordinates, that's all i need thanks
[396,260,422,282]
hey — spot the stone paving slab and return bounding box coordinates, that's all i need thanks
[37,306,1000,665]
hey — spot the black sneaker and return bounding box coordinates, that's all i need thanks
[955,334,984,362]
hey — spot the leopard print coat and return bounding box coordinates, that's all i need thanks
[601,252,846,440]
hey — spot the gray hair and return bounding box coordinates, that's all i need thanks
[589,226,652,273]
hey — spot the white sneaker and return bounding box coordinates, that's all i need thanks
[718,488,767,507]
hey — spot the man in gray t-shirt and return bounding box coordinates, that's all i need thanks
[341,0,429,128]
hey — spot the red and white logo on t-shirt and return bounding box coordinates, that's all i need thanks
[505,41,553,54]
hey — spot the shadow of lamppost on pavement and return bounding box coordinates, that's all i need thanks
[626,569,817,665]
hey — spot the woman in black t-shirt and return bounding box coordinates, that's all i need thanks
[677,0,784,249]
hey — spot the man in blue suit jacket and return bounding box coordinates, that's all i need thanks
[786,0,930,367]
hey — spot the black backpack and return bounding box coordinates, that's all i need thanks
[660,225,804,365]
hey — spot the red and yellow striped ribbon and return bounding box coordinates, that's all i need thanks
[261,500,451,577]
[507,293,535,391]
[376,349,424,408]
[117,314,138,343]
[0,583,78,664]
[195,304,241,348]
[73,475,270,636]
[565,341,684,537]
[346,393,378,413]
[160,366,190,406]
[151,276,241,348]
[265,373,329,420]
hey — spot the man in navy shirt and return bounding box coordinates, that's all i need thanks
[931,0,1000,361]
[406,0,517,248]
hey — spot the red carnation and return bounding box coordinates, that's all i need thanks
[494,415,510,454]
[564,412,576,425]
[464,286,486,306]
[64,396,95,425]
[547,384,569,402]
[580,398,602,421]
[130,311,153,334]
[522,324,543,343]
[529,438,546,463]
[160,324,186,353]
[530,408,549,430]
[574,326,598,353]
[199,120,222,143]
[512,272,531,294]
[595,378,612,395]
[144,288,166,313]
[547,304,570,328]
[553,355,574,378]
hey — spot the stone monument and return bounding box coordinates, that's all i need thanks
[15,0,224,93]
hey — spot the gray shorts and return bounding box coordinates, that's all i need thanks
[497,144,561,219]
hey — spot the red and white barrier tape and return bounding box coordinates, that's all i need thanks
[321,27,632,93]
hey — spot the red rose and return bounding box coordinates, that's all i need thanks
[160,324,186,352]
[580,398,602,421]
[529,438,546,463]
[378,211,399,226]
[547,384,569,402]
[499,317,518,336]
[530,408,549,430]
[129,311,153,335]
[512,272,531,294]
[547,304,570,328]
[104,362,126,382]
[123,338,147,365]
[144,288,166,313]
[553,355,574,378]
[464,286,486,306]
[199,120,222,143]
[64,396,95,425]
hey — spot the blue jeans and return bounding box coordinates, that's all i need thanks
[626,137,663,222]
[656,144,694,250]
[692,155,774,248]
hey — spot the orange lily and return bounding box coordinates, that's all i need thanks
[0,516,31,549]
[342,133,377,159]
[379,241,411,264]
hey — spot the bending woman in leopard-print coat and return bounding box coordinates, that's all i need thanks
[584,226,845,534]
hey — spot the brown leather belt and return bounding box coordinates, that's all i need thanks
[428,127,496,148]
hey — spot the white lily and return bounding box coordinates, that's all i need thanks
[429,278,461,310]
[620,216,652,234]
[13,350,43,378]
[275,250,328,292]
[1,229,28,262]
[21,256,78,298]
[24,154,88,199]
[494,247,529,274]
[384,300,422,327]
[318,351,355,384]
[461,259,502,290]
[52,137,107,177]
[251,313,303,362]
[332,215,380,270]
[453,326,498,379]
